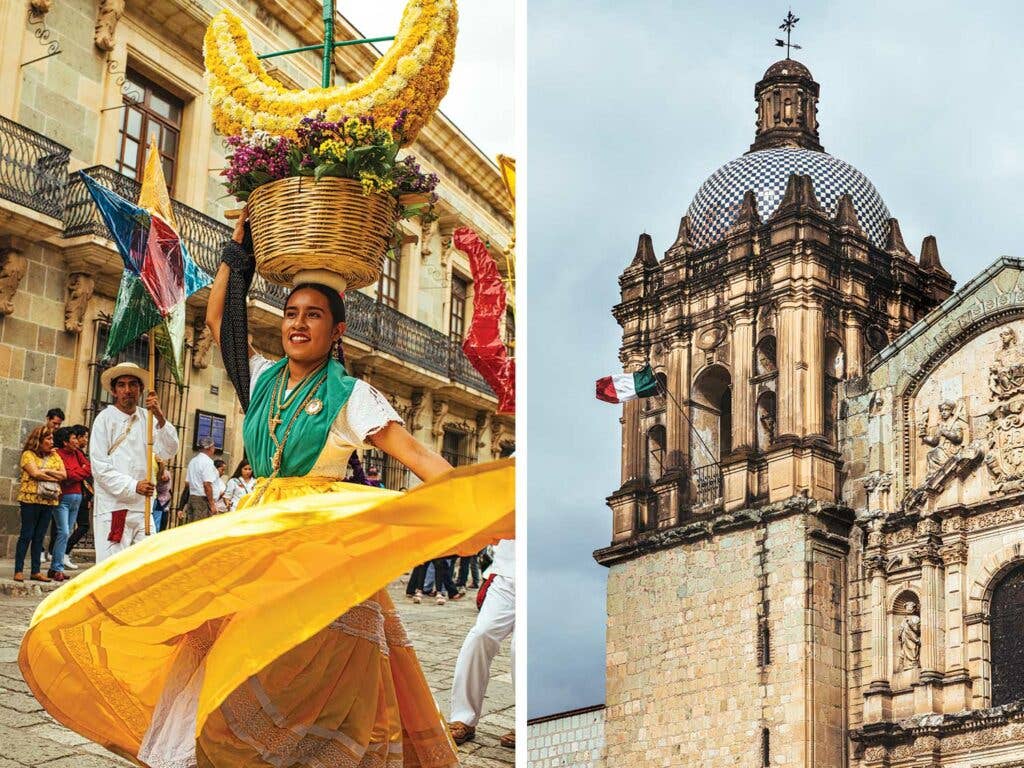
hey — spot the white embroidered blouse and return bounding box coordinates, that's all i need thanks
[249,354,402,479]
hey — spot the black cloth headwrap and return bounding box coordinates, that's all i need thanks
[219,228,256,413]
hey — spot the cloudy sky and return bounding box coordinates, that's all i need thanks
[342,2,514,160]
[526,0,1024,718]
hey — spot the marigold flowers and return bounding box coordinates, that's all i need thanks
[202,0,457,145]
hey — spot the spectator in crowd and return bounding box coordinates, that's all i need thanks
[13,426,65,582]
[224,459,256,510]
[448,539,516,749]
[185,438,219,522]
[153,460,172,532]
[90,363,179,562]
[456,549,483,591]
[63,426,92,565]
[213,459,229,513]
[46,408,65,431]
[410,556,462,605]
[365,466,384,488]
[50,426,91,580]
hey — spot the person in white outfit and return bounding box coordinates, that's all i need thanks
[448,538,515,748]
[90,363,179,563]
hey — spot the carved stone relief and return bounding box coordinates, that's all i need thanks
[191,325,214,370]
[63,272,95,333]
[431,399,449,439]
[94,0,125,52]
[0,244,28,316]
[985,332,1024,492]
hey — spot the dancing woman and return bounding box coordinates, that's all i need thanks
[19,212,513,768]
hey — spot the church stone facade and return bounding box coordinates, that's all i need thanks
[593,59,1023,767]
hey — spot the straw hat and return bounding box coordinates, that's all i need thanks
[100,362,147,393]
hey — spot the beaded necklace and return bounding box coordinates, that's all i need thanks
[266,359,328,474]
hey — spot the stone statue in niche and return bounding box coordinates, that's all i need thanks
[0,247,27,316]
[755,338,777,376]
[895,601,921,672]
[919,400,965,477]
[94,0,125,52]
[757,397,776,448]
[989,327,1024,400]
[63,273,95,333]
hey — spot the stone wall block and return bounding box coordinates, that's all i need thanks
[36,326,55,354]
[1,317,36,348]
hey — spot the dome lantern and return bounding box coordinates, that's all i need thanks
[750,59,823,153]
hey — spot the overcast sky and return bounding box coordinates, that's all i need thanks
[341,2,514,161]
[527,0,1024,718]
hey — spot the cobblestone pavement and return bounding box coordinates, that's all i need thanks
[0,568,514,767]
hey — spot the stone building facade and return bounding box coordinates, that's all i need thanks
[841,258,1024,767]
[527,705,606,768]
[591,58,1021,767]
[0,0,514,550]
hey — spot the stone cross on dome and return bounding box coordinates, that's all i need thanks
[774,9,803,59]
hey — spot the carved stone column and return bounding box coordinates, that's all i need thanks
[843,310,863,379]
[623,397,643,483]
[665,339,690,471]
[805,303,825,436]
[731,313,755,449]
[864,553,892,723]
[914,530,944,714]
[0,237,29,317]
[939,540,971,711]
[776,302,798,437]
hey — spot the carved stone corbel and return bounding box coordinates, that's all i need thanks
[0,239,29,317]
[94,0,125,52]
[475,411,491,450]
[63,272,95,333]
[191,324,214,370]
[406,390,425,433]
[431,399,449,439]
[29,0,52,16]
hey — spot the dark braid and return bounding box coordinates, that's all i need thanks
[219,228,256,413]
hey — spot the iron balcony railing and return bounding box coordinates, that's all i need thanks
[61,165,492,396]
[0,114,70,220]
[694,463,723,507]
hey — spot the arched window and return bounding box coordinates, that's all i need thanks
[646,425,666,484]
[991,563,1024,706]
[691,365,732,467]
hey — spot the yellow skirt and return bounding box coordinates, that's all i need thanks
[18,459,514,767]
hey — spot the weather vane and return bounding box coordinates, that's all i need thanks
[775,10,802,59]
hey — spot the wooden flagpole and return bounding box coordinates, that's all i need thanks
[145,333,154,535]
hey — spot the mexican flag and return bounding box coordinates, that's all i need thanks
[596,364,659,403]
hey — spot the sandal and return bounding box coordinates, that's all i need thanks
[447,721,475,745]
[499,730,515,749]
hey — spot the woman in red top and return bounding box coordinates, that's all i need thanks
[51,426,92,580]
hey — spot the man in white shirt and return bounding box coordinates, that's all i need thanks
[90,363,179,563]
[185,439,219,523]
[448,538,516,748]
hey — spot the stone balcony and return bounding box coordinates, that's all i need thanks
[0,116,494,402]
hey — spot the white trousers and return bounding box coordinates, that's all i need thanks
[450,574,515,726]
[94,511,150,563]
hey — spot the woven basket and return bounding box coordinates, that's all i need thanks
[247,176,399,292]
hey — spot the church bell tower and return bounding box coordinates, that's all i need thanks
[595,57,954,767]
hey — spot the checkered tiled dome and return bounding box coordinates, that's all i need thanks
[686,148,891,250]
